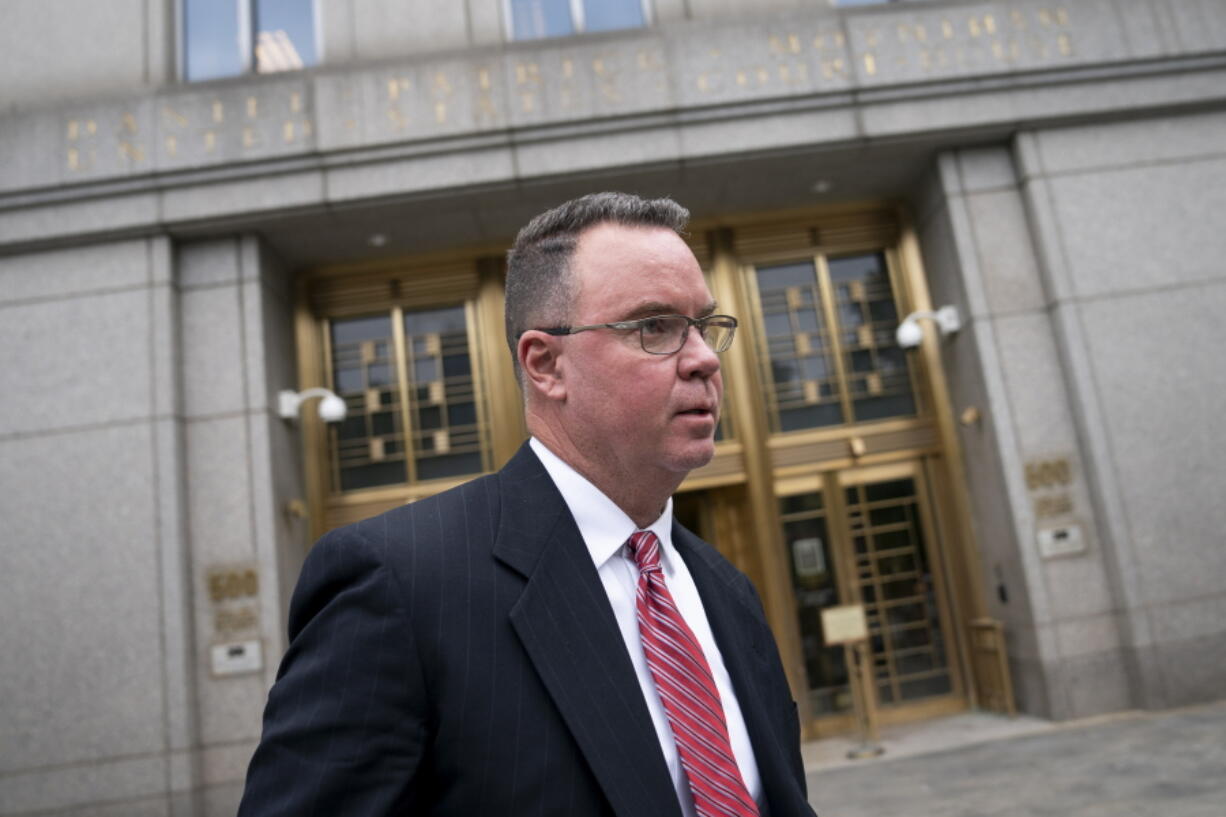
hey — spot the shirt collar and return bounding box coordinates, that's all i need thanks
[530,437,675,571]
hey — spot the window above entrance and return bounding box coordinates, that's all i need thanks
[183,0,318,82]
[507,0,649,41]
[326,304,490,493]
[752,251,918,433]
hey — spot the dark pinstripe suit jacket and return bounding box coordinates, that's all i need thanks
[238,443,816,816]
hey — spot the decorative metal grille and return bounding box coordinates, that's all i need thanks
[754,252,917,433]
[328,315,408,491]
[845,477,952,704]
[403,305,484,481]
[829,254,916,422]
[326,304,487,493]
[755,261,845,430]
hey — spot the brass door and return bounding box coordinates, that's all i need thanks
[778,461,965,736]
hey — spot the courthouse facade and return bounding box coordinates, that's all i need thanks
[2,0,1225,813]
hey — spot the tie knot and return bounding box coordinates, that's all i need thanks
[627,531,662,574]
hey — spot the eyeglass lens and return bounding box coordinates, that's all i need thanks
[641,316,735,354]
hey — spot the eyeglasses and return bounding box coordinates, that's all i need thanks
[531,314,738,355]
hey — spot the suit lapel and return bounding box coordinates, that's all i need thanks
[494,445,681,817]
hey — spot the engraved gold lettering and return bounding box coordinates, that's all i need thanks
[67,147,79,170]
[789,34,801,53]
[162,106,188,127]
[87,119,97,134]
[863,53,877,76]
[242,127,256,148]
[985,14,997,34]
[247,97,258,118]
[290,91,302,113]
[1056,7,1069,25]
[212,101,224,123]
[1057,33,1072,55]
[969,18,982,37]
[122,112,138,133]
[118,140,145,162]
[434,101,447,124]
[916,24,928,43]
[942,20,954,39]
[67,120,79,140]
[165,135,177,156]
[283,120,295,142]
[479,67,492,90]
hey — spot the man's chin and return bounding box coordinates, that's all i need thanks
[665,440,717,473]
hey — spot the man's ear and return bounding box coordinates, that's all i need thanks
[519,331,567,401]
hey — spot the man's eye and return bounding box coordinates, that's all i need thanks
[641,317,671,335]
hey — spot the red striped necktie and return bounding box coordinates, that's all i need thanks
[627,531,760,817]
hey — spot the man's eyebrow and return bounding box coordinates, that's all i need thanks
[619,301,719,320]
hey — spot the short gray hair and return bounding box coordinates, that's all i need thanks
[504,192,690,380]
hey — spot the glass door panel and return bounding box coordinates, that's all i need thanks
[780,462,960,733]
[778,491,851,717]
[844,475,952,705]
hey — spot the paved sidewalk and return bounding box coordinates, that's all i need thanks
[804,700,1226,817]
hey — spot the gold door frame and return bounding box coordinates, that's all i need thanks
[290,203,995,734]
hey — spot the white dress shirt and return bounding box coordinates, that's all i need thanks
[530,438,763,816]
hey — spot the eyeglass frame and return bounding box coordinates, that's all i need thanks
[523,313,738,355]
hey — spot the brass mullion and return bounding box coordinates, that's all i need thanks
[709,227,809,730]
[826,470,858,607]
[896,214,987,700]
[815,253,855,426]
[297,290,328,543]
[884,245,929,416]
[464,298,493,473]
[739,260,780,434]
[915,459,969,700]
[823,468,869,721]
[476,256,527,467]
[392,305,417,484]
[320,319,341,500]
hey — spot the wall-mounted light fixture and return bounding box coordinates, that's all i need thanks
[895,305,962,349]
[278,387,347,423]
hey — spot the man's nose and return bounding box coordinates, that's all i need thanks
[678,325,721,378]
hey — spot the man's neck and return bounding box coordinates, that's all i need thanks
[528,429,679,529]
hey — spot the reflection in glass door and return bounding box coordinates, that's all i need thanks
[780,493,850,717]
[779,465,958,729]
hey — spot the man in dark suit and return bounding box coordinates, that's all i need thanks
[238,192,817,816]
